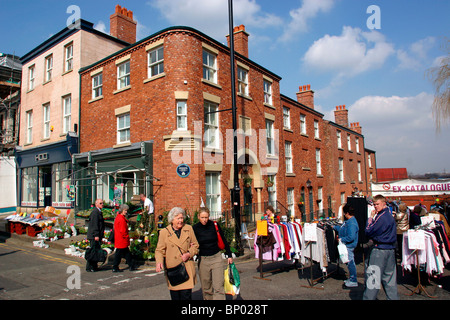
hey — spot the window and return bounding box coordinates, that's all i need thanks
[53,162,71,204]
[117,113,130,144]
[203,49,217,83]
[316,148,321,175]
[176,100,187,130]
[206,172,221,220]
[358,161,362,181]
[148,45,164,78]
[237,66,248,96]
[339,158,344,182]
[314,120,319,139]
[43,103,50,139]
[337,130,342,148]
[317,187,324,217]
[28,65,35,91]
[355,137,360,153]
[62,95,71,134]
[264,79,272,105]
[368,154,372,167]
[204,101,219,148]
[92,73,103,99]
[283,107,290,129]
[266,119,275,155]
[287,188,294,216]
[22,167,37,205]
[267,174,277,208]
[26,110,33,144]
[285,141,292,173]
[300,114,306,135]
[64,43,73,72]
[347,134,352,151]
[45,55,53,82]
[117,61,130,89]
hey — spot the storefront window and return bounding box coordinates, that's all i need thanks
[21,167,37,206]
[53,162,72,207]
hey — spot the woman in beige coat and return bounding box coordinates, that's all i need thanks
[155,207,199,300]
[395,203,409,258]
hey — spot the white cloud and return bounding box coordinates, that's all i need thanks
[279,0,335,43]
[148,0,282,41]
[396,36,436,70]
[303,26,395,77]
[346,92,450,173]
[94,21,107,34]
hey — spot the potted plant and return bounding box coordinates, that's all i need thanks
[243,177,252,188]
[298,196,305,206]
[266,176,274,187]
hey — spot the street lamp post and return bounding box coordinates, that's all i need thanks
[228,0,243,256]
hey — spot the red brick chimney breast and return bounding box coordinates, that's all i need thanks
[110,4,137,44]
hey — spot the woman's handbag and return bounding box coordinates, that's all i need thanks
[165,246,190,286]
[214,221,226,250]
[85,241,107,264]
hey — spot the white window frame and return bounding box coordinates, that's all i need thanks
[314,120,319,139]
[300,114,306,135]
[337,130,342,149]
[358,161,362,182]
[148,45,164,78]
[117,113,130,144]
[206,172,221,220]
[28,65,35,91]
[368,154,372,167]
[318,187,323,214]
[285,141,292,174]
[26,110,33,144]
[316,148,321,175]
[92,73,103,99]
[339,158,344,182]
[356,137,360,153]
[283,107,290,129]
[267,174,277,208]
[263,79,272,105]
[43,103,50,139]
[204,101,219,149]
[45,55,53,82]
[202,49,217,83]
[176,100,187,131]
[266,119,275,156]
[347,134,352,151]
[62,95,71,134]
[64,43,73,72]
[287,188,294,216]
[237,66,249,96]
[117,60,130,89]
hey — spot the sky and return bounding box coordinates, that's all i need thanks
[1,0,449,175]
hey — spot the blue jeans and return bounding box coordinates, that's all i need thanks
[347,247,357,282]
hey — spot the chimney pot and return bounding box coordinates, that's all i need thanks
[110,5,137,44]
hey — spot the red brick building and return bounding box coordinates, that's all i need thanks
[75,8,377,223]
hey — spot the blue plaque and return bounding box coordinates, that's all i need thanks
[176,163,191,178]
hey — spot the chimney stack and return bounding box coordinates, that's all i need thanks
[350,122,362,134]
[334,105,349,128]
[226,25,249,58]
[296,84,315,109]
[110,5,137,44]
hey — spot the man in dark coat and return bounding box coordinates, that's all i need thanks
[86,199,105,272]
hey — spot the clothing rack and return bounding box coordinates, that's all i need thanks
[406,249,436,298]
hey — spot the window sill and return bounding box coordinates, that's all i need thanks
[89,95,103,104]
[237,92,253,101]
[264,103,275,110]
[144,73,165,83]
[113,85,131,95]
[202,79,222,89]
[62,69,73,76]
[113,142,131,148]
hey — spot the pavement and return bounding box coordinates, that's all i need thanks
[2,215,450,302]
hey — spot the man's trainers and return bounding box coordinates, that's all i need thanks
[343,280,358,288]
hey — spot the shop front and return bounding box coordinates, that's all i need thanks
[15,133,79,213]
[72,141,154,212]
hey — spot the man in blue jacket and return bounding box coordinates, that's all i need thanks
[334,203,359,288]
[363,194,399,300]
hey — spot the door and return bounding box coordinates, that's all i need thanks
[40,166,52,207]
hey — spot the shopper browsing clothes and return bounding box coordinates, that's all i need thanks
[363,194,399,300]
[193,207,233,300]
[86,199,105,272]
[333,203,359,288]
[112,204,138,272]
[155,207,199,300]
